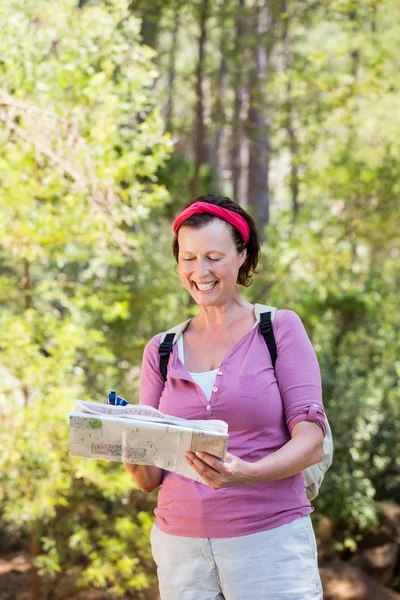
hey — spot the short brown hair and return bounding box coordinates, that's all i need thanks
[172,194,261,287]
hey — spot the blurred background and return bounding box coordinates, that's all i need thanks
[0,0,399,598]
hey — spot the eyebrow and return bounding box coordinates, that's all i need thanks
[180,250,225,255]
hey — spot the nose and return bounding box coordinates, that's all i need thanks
[194,258,209,280]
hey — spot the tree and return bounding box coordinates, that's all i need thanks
[0,0,175,597]
[191,0,212,199]
[247,0,271,238]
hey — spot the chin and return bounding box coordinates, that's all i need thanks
[194,294,224,308]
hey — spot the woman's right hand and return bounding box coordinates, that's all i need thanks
[123,463,163,493]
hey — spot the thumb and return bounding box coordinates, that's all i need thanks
[224,452,235,463]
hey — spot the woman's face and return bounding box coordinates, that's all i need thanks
[177,219,246,308]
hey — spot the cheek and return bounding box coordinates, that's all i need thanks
[222,264,240,282]
[178,263,192,282]
[176,261,238,284]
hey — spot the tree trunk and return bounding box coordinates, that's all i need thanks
[165,8,181,132]
[247,0,270,241]
[231,0,247,204]
[191,0,210,200]
[140,13,159,49]
[281,2,299,222]
[128,2,161,49]
[210,0,229,191]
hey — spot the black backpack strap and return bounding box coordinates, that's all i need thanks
[158,333,175,382]
[259,312,277,368]
[158,313,277,382]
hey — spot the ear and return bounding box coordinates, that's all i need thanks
[239,249,247,267]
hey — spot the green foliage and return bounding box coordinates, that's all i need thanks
[1,0,399,595]
[249,202,399,543]
[0,0,173,596]
[0,397,158,595]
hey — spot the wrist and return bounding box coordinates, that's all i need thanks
[244,461,264,485]
[247,457,272,484]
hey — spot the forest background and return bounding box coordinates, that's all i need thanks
[0,0,399,599]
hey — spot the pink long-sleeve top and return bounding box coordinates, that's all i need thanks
[139,309,326,538]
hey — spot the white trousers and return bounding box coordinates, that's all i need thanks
[150,515,323,600]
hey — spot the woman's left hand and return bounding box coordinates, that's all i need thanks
[184,451,256,489]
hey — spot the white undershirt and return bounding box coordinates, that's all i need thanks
[177,335,219,401]
[177,323,258,401]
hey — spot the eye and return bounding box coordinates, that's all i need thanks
[208,257,221,262]
[181,257,195,261]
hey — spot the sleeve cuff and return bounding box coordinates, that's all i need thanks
[307,404,319,422]
[286,402,327,437]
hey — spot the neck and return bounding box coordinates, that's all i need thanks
[194,293,254,331]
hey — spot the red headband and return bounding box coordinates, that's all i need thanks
[173,201,250,244]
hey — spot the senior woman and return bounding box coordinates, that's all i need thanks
[124,194,326,600]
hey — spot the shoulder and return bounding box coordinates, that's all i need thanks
[143,332,164,360]
[254,306,304,335]
[143,317,188,359]
[274,308,304,327]
[144,317,192,355]
[273,309,315,355]
[273,308,309,338]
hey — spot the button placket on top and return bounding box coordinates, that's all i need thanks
[169,326,260,415]
[168,347,221,418]
[204,326,257,411]
[170,369,215,418]
[203,363,225,417]
[167,316,259,416]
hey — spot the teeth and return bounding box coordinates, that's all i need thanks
[196,282,217,291]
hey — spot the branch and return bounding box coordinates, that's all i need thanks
[0,91,69,124]
[0,93,137,258]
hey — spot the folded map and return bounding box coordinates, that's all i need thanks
[69,401,229,484]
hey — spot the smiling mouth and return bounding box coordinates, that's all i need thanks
[193,281,218,292]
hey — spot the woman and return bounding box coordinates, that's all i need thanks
[124,194,326,600]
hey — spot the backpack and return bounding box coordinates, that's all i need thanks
[157,304,333,501]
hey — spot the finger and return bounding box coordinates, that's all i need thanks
[184,451,197,461]
[188,457,223,479]
[185,459,229,490]
[185,452,224,481]
[193,466,226,490]
[192,451,225,473]
[185,452,217,473]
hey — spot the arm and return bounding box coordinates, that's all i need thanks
[185,310,326,489]
[185,421,324,489]
[124,335,166,493]
[250,420,324,482]
[123,463,164,494]
[275,310,327,437]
